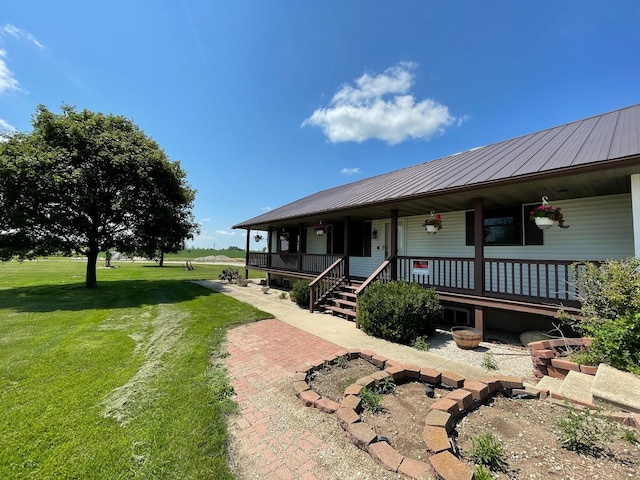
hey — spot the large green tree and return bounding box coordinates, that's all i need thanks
[0,104,199,287]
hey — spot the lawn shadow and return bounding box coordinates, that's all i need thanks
[0,279,221,313]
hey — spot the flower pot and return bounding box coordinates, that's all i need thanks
[425,225,438,234]
[316,230,324,236]
[451,327,482,349]
[534,217,555,230]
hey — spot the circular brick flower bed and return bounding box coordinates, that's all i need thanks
[292,348,533,480]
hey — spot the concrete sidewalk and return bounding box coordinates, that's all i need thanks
[196,280,488,379]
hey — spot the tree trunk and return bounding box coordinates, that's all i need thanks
[159,250,164,267]
[85,244,99,288]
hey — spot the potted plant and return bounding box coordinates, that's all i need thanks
[529,197,569,230]
[279,230,289,241]
[253,234,263,242]
[422,213,442,234]
[313,221,328,236]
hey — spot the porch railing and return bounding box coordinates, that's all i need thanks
[309,257,346,312]
[247,252,342,275]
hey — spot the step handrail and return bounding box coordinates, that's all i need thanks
[309,256,346,312]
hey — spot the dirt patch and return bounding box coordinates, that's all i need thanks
[455,396,640,479]
[309,358,378,402]
[308,359,640,479]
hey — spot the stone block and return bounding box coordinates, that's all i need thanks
[385,365,406,382]
[347,349,361,359]
[446,389,473,411]
[371,370,391,382]
[494,374,524,389]
[356,376,376,388]
[316,397,340,413]
[425,409,454,433]
[344,383,362,396]
[398,457,433,479]
[463,379,490,401]
[551,358,581,372]
[298,389,321,407]
[292,381,310,394]
[368,441,403,473]
[441,370,465,389]
[592,363,640,414]
[422,425,451,453]
[360,350,376,361]
[341,394,362,412]
[346,421,377,450]
[579,364,598,375]
[419,367,442,384]
[533,348,556,359]
[547,365,569,379]
[292,371,307,382]
[429,451,474,480]
[336,407,360,429]
[474,376,502,393]
[403,363,421,379]
[371,354,388,368]
[430,398,460,416]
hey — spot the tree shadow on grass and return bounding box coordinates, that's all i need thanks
[0,279,221,313]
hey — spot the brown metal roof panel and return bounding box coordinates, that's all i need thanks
[609,106,640,159]
[569,111,619,165]
[535,117,601,171]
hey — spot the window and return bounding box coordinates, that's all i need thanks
[466,206,542,246]
[348,220,372,257]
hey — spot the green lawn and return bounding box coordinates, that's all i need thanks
[0,260,271,479]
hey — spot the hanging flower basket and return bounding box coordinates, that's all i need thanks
[253,234,263,242]
[313,222,328,236]
[422,212,442,234]
[529,196,569,230]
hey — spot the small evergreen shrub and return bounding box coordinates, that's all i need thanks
[357,281,441,345]
[289,279,311,308]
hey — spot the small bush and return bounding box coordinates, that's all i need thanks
[218,268,239,283]
[359,387,383,413]
[290,279,311,308]
[474,465,494,480]
[357,281,441,345]
[564,259,640,374]
[465,432,508,473]
[481,352,499,371]
[556,405,614,455]
[376,376,396,394]
[335,355,349,369]
[621,428,639,445]
[411,336,430,351]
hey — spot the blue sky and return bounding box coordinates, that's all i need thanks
[1,1,639,249]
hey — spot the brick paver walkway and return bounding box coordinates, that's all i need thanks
[226,320,360,480]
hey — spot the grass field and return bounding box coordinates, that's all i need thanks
[0,259,271,479]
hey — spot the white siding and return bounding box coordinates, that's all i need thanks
[306,227,326,254]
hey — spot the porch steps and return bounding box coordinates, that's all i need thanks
[323,284,359,321]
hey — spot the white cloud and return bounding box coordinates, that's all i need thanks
[2,24,44,49]
[0,50,20,94]
[215,230,236,236]
[341,167,361,175]
[302,62,462,145]
[0,118,15,142]
[261,206,273,212]
[200,218,211,222]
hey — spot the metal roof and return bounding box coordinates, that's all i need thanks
[234,104,640,229]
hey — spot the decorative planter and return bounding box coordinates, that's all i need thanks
[425,225,438,234]
[534,217,556,230]
[315,229,325,236]
[451,327,482,349]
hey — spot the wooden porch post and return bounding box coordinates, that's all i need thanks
[267,228,272,287]
[391,209,398,280]
[473,198,485,339]
[298,222,303,272]
[344,216,350,279]
[244,229,250,280]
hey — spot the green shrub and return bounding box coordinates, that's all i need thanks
[357,281,441,345]
[481,352,499,371]
[465,432,508,473]
[621,428,639,445]
[359,386,383,413]
[218,268,239,283]
[411,335,430,351]
[556,405,613,455]
[376,376,396,394]
[564,259,640,374]
[474,465,494,480]
[290,279,311,308]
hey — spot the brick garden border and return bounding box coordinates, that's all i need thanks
[529,337,597,379]
[293,349,640,480]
